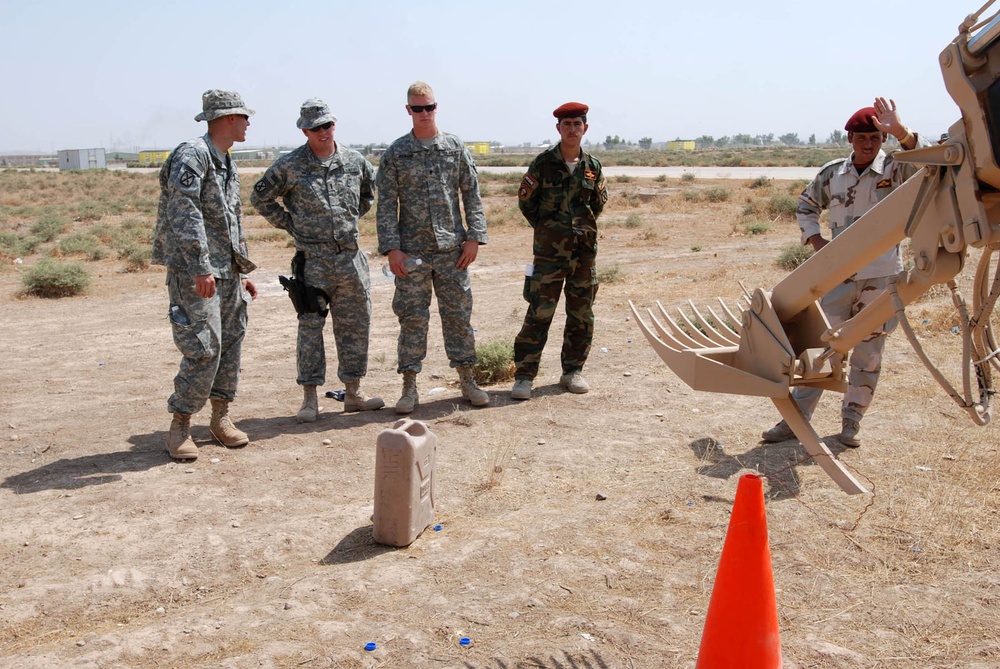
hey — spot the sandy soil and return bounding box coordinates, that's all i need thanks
[1,176,998,668]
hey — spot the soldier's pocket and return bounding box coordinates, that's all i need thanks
[170,306,214,360]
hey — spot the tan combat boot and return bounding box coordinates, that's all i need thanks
[344,380,385,412]
[297,385,318,423]
[166,412,197,460]
[395,371,419,415]
[458,366,489,407]
[209,399,249,448]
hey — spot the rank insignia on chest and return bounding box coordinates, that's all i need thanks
[876,178,892,189]
[584,169,597,181]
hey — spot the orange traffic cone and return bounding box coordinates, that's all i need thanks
[695,473,781,668]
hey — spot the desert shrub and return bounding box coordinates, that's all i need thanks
[682,190,701,202]
[59,232,106,260]
[705,188,730,203]
[748,176,772,189]
[598,263,626,283]
[654,174,667,182]
[248,229,289,243]
[75,201,103,221]
[624,214,642,228]
[691,244,703,252]
[473,339,515,385]
[119,243,152,272]
[478,184,491,197]
[0,231,40,261]
[767,192,797,217]
[680,172,696,182]
[743,219,772,235]
[21,258,90,297]
[788,179,809,194]
[30,214,70,242]
[777,242,814,270]
[613,175,633,183]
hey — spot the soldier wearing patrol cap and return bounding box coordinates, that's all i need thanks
[511,101,608,400]
[152,89,258,461]
[251,98,383,422]
[761,97,929,448]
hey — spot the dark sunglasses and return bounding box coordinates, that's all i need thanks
[409,103,437,113]
[309,122,334,132]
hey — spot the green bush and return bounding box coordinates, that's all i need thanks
[0,231,40,261]
[21,258,90,297]
[654,174,667,182]
[30,214,70,242]
[473,339,515,385]
[777,242,814,270]
[767,192,797,217]
[748,176,772,189]
[59,232,106,260]
[613,175,633,183]
[624,214,642,228]
[119,243,152,272]
[680,172,696,182]
[682,190,701,202]
[705,188,730,203]
[743,219,772,235]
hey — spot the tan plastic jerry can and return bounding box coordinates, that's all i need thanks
[372,418,437,547]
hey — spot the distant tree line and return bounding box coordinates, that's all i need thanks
[591,130,852,150]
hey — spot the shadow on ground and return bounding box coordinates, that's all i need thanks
[689,434,853,499]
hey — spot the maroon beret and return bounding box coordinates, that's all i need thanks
[845,107,878,133]
[553,102,589,120]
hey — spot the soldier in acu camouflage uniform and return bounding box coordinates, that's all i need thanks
[510,102,608,401]
[762,97,930,448]
[376,81,490,414]
[251,99,383,423]
[152,89,258,461]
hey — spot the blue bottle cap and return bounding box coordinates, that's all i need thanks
[459,637,471,646]
[433,524,442,531]
[365,642,376,651]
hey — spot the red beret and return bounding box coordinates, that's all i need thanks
[553,102,589,119]
[845,107,878,133]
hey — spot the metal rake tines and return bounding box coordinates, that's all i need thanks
[653,298,745,349]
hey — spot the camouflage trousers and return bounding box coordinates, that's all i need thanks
[514,257,598,380]
[296,247,372,386]
[165,270,249,415]
[392,247,477,373]
[791,276,897,422]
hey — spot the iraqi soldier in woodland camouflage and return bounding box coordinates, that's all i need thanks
[511,102,608,401]
[251,99,383,422]
[761,97,930,448]
[152,89,258,461]
[376,81,490,414]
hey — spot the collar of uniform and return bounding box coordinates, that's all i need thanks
[548,141,586,162]
[202,133,229,169]
[408,130,442,149]
[307,141,342,166]
[841,148,888,176]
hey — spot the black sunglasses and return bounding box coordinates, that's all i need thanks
[410,103,437,113]
[309,122,334,131]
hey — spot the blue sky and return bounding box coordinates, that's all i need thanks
[0,0,972,153]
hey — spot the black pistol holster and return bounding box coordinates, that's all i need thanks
[279,251,330,317]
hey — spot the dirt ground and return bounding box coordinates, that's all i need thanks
[1,174,999,668]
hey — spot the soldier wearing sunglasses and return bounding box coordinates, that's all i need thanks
[252,98,383,423]
[376,81,490,414]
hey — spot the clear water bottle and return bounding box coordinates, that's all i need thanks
[170,305,189,326]
[382,258,423,277]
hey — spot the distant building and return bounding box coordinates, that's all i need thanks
[139,149,171,165]
[666,140,696,151]
[0,154,57,168]
[58,148,106,170]
[465,141,490,155]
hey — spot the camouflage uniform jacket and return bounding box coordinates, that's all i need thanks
[517,143,608,262]
[797,135,930,280]
[250,143,375,251]
[152,134,254,278]
[375,131,488,255]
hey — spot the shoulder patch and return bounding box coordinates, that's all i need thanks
[584,169,597,181]
[179,166,197,189]
[254,178,267,193]
[876,178,892,189]
[598,176,608,204]
[518,174,537,201]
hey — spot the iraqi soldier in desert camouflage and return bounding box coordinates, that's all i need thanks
[251,99,383,422]
[761,97,930,448]
[376,81,490,414]
[152,89,258,461]
[510,102,608,401]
